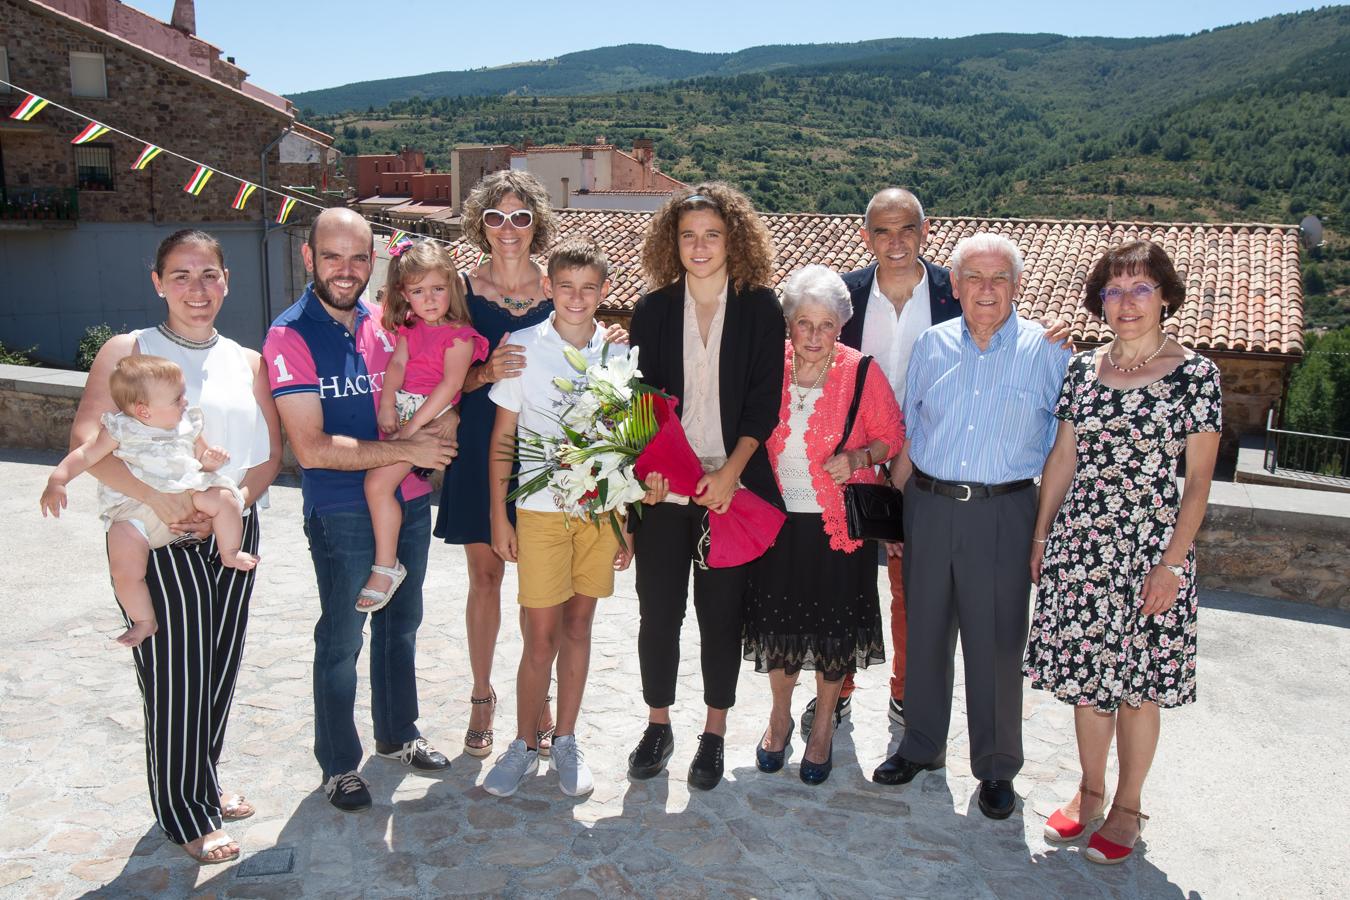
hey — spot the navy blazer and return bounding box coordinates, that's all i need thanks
[629,278,786,510]
[838,259,960,352]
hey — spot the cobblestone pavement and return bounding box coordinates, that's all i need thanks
[2,449,1347,899]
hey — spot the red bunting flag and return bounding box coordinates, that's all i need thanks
[232,182,258,210]
[183,165,213,195]
[71,122,110,144]
[9,94,49,121]
[131,144,163,170]
[275,197,297,224]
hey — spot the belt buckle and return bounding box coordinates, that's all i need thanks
[955,483,972,502]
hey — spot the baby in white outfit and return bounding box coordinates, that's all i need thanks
[40,355,257,647]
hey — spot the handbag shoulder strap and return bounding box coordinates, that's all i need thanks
[832,356,872,457]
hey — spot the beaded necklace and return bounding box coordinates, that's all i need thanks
[1107,333,1168,374]
[156,322,218,350]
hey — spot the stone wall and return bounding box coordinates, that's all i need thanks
[1211,355,1288,457]
[1197,481,1349,610]
[0,0,327,224]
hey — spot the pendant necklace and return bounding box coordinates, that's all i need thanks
[489,261,537,311]
[790,346,833,411]
[1108,332,1168,374]
[157,322,218,350]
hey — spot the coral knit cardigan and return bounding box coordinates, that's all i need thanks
[765,341,905,553]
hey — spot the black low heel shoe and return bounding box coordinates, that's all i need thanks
[755,719,795,774]
[687,733,725,790]
[799,740,833,786]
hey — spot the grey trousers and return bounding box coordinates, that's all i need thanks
[896,475,1037,781]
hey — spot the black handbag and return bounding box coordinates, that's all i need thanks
[833,357,904,542]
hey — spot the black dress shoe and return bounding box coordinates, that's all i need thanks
[687,732,724,791]
[375,737,450,771]
[627,722,674,780]
[977,779,1016,819]
[871,751,946,786]
[755,719,795,773]
[323,771,372,812]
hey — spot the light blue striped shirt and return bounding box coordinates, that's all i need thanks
[904,310,1071,484]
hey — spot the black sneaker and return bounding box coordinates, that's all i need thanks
[323,770,372,812]
[801,693,851,740]
[627,723,674,780]
[687,732,724,791]
[888,697,906,726]
[375,736,450,772]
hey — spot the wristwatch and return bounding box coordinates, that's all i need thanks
[1162,563,1184,578]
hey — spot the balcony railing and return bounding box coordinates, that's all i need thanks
[1264,409,1350,479]
[0,188,80,222]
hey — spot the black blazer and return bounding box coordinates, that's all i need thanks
[838,259,960,351]
[629,278,786,510]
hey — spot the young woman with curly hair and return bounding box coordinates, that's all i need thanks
[625,182,786,791]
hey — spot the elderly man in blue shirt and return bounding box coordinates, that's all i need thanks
[872,232,1072,821]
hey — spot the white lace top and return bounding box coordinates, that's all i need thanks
[97,408,241,518]
[777,386,823,513]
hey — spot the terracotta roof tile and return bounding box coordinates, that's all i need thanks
[442,210,1303,356]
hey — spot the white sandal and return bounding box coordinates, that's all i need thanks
[221,793,255,821]
[185,832,239,865]
[356,562,406,613]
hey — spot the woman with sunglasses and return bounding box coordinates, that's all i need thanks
[625,183,785,791]
[434,170,562,758]
[1024,240,1221,864]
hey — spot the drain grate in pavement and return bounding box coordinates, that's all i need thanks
[235,846,296,878]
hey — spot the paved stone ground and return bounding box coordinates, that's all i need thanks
[2,448,1347,899]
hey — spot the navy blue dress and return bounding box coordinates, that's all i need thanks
[434,275,553,545]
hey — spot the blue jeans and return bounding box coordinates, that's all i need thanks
[304,494,430,779]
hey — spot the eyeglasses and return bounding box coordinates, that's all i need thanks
[482,208,534,229]
[1099,283,1159,304]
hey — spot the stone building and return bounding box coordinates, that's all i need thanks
[0,0,338,359]
[429,209,1304,462]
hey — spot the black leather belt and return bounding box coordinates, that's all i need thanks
[912,468,1034,502]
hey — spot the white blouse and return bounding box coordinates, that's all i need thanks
[777,386,823,513]
[681,282,728,473]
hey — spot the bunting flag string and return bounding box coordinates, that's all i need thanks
[131,143,164,170]
[71,122,110,144]
[183,165,214,196]
[0,75,478,259]
[232,181,258,210]
[9,93,48,121]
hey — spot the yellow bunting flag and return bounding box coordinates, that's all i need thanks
[71,122,110,144]
[183,165,213,196]
[9,94,49,121]
[275,197,297,224]
[131,144,163,170]
[232,182,258,210]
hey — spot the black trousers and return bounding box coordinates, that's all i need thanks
[125,508,259,845]
[634,502,749,710]
[897,479,1036,781]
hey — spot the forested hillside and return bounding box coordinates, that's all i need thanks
[302,8,1350,329]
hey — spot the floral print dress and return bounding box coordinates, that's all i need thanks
[1023,350,1222,711]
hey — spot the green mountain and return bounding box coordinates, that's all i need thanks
[304,9,1350,327]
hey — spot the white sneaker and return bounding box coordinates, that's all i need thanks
[551,734,594,797]
[483,739,538,797]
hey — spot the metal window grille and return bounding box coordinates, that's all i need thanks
[75,144,114,192]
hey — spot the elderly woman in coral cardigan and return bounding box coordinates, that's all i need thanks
[743,264,904,785]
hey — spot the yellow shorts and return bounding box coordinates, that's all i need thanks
[516,509,620,608]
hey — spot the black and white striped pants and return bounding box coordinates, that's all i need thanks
[122,507,260,845]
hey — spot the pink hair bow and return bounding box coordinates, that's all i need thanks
[389,237,415,257]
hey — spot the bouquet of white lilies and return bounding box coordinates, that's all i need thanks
[506,342,662,538]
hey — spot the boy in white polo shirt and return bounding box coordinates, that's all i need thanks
[483,238,634,798]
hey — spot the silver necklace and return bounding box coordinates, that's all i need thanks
[790,346,833,411]
[1108,333,1168,374]
[157,322,218,350]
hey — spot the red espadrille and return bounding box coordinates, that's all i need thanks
[1044,784,1106,843]
[1085,805,1149,864]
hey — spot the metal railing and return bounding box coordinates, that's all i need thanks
[1264,409,1350,479]
[0,187,79,222]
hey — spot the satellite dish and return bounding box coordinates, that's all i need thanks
[1300,215,1324,249]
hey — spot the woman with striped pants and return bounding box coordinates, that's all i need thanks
[69,230,282,864]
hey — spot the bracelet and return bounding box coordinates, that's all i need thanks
[1033,538,1048,543]
[864,447,874,468]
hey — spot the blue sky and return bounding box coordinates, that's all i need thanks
[136,1,1322,94]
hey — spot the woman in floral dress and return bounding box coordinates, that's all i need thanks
[1024,240,1221,865]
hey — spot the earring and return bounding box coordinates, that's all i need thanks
[158,293,165,298]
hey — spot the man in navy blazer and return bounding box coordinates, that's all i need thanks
[801,188,961,740]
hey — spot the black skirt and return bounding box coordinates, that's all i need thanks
[743,512,885,681]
